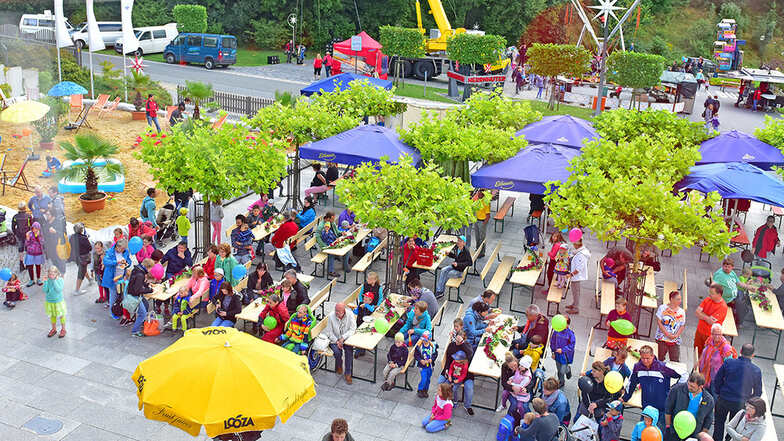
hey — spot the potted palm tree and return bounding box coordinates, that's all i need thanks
[56,134,124,212]
[184,80,213,120]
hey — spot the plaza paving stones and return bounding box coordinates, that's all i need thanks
[1,166,783,440]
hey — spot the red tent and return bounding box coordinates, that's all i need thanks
[333,31,382,61]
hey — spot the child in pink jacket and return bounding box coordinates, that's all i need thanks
[186,267,210,309]
[422,383,453,433]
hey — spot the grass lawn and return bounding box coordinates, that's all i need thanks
[393,82,456,103]
[526,100,595,120]
[97,48,280,66]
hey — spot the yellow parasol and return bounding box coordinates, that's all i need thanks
[0,100,50,123]
[131,327,316,437]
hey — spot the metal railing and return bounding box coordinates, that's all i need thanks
[176,85,275,117]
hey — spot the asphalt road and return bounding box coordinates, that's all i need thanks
[89,52,306,98]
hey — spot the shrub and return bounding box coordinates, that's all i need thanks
[247,19,289,50]
[173,4,208,34]
[446,33,506,66]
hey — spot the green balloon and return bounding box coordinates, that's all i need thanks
[374,318,390,334]
[610,319,635,336]
[551,314,567,332]
[263,316,277,330]
[673,410,696,439]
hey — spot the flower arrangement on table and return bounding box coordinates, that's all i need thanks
[749,289,773,312]
[169,269,193,286]
[481,317,516,366]
[325,232,357,250]
[512,246,542,272]
[256,284,284,301]
[432,240,456,257]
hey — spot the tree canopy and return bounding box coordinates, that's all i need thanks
[593,109,712,148]
[247,100,358,148]
[607,51,667,90]
[336,157,484,238]
[446,33,506,66]
[309,80,405,121]
[379,26,426,59]
[755,115,784,179]
[526,44,591,78]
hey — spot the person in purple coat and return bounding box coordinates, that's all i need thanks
[549,316,576,387]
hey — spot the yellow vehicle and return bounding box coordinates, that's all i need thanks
[394,0,509,80]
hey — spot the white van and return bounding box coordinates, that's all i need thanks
[114,23,178,56]
[71,22,123,49]
[19,10,73,35]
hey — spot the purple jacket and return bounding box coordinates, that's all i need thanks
[338,210,356,226]
[549,328,575,364]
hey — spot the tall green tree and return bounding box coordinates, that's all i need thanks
[593,108,712,148]
[755,116,784,179]
[607,52,666,109]
[527,44,591,109]
[309,80,405,121]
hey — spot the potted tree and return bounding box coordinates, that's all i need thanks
[56,134,124,212]
[130,71,151,120]
[184,80,213,120]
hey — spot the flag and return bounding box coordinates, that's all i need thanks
[54,0,73,48]
[86,0,106,52]
[120,0,139,54]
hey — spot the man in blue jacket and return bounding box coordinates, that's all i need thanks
[463,301,489,349]
[623,345,685,432]
[101,238,131,320]
[140,188,158,227]
[711,343,762,441]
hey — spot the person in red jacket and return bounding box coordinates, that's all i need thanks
[145,94,160,133]
[128,217,156,239]
[265,211,299,269]
[331,56,341,75]
[258,294,290,342]
[752,215,780,258]
[323,52,333,77]
[313,53,323,80]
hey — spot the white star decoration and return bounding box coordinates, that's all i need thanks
[130,55,146,74]
[588,0,624,23]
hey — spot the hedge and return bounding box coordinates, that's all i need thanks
[173,4,207,34]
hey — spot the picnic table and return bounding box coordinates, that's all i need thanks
[344,293,411,383]
[635,266,658,337]
[468,313,516,410]
[226,217,284,242]
[508,252,545,313]
[235,273,315,325]
[772,364,784,418]
[412,234,458,293]
[747,283,784,360]
[147,276,190,302]
[323,228,370,283]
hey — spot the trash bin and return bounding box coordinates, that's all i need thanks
[601,86,609,97]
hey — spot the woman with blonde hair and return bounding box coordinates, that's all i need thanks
[43,266,66,338]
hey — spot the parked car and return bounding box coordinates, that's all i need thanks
[19,11,73,35]
[163,33,237,69]
[71,21,123,49]
[114,23,178,56]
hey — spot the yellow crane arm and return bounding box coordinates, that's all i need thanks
[415,0,424,33]
[426,0,453,36]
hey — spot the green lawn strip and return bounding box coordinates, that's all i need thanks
[526,100,595,120]
[95,48,280,66]
[393,83,456,103]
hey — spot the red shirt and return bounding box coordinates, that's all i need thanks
[324,55,332,66]
[314,57,323,68]
[146,99,158,118]
[696,297,728,335]
[203,255,215,279]
[607,309,633,339]
[271,220,298,249]
[128,221,156,239]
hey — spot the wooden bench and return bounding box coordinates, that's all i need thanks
[342,285,362,309]
[351,237,388,285]
[493,196,516,233]
[432,300,448,328]
[309,278,337,320]
[723,307,738,343]
[446,242,485,304]
[478,241,501,287]
[594,263,616,330]
[307,317,335,373]
[486,253,515,299]
[308,235,329,278]
[265,215,322,263]
[546,278,569,316]
[467,239,486,277]
[438,303,466,373]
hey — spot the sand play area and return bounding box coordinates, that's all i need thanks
[0,110,168,230]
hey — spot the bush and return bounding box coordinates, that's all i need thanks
[379,26,425,58]
[173,4,208,34]
[447,33,506,65]
[247,19,289,50]
[134,0,172,27]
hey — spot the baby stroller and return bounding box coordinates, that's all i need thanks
[155,197,179,245]
[0,208,15,246]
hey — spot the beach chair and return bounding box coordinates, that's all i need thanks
[69,94,83,114]
[1,158,32,195]
[211,113,227,130]
[90,94,110,114]
[97,97,120,119]
[0,88,18,108]
[65,103,93,133]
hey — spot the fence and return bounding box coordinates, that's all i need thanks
[0,25,81,66]
[176,85,275,117]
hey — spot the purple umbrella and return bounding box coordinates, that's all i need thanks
[514,115,599,149]
[470,143,580,194]
[697,130,784,170]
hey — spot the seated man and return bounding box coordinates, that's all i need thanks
[434,235,472,298]
[161,241,192,280]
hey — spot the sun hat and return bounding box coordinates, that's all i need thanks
[520,355,533,369]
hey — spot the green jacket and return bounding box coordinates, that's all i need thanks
[215,255,239,285]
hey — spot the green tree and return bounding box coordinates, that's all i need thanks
[379,25,426,84]
[183,81,214,120]
[336,156,487,289]
[137,122,289,256]
[446,33,506,71]
[593,108,712,148]
[173,4,208,33]
[718,2,748,31]
[133,0,172,27]
[607,51,666,109]
[755,116,784,179]
[309,80,405,120]
[527,44,591,109]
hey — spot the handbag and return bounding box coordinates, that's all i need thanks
[122,294,142,315]
[414,246,434,267]
[56,233,70,260]
[143,311,162,336]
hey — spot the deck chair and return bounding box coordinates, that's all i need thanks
[65,103,93,133]
[97,97,120,119]
[1,158,32,195]
[0,88,17,109]
[69,94,83,114]
[90,94,110,114]
[0,154,6,175]
[211,113,227,130]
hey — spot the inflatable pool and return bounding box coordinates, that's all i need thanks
[57,159,125,194]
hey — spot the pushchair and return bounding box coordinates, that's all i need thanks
[0,208,16,246]
[155,197,180,245]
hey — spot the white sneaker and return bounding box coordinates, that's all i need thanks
[496,405,505,412]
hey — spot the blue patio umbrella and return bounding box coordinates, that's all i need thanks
[514,115,599,149]
[300,73,393,97]
[470,143,580,194]
[47,81,88,97]
[300,124,420,167]
[675,162,784,207]
[697,130,784,170]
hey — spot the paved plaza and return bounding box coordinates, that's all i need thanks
[1,181,783,440]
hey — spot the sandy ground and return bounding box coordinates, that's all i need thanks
[0,110,168,230]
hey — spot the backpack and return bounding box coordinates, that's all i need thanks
[496,414,516,441]
[365,236,380,253]
[524,224,540,247]
[25,234,43,256]
[140,198,149,219]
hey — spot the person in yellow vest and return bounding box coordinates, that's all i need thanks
[473,190,490,258]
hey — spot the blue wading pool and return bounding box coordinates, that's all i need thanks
[57,159,125,194]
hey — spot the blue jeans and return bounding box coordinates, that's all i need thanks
[146,115,160,132]
[537,87,544,98]
[132,298,148,333]
[422,416,448,432]
[211,318,234,327]
[330,342,353,375]
[436,267,461,294]
[418,366,433,391]
[108,284,119,318]
[511,336,528,358]
[753,99,758,111]
[327,254,350,274]
[437,375,474,408]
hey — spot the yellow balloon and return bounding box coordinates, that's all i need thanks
[604,370,624,393]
